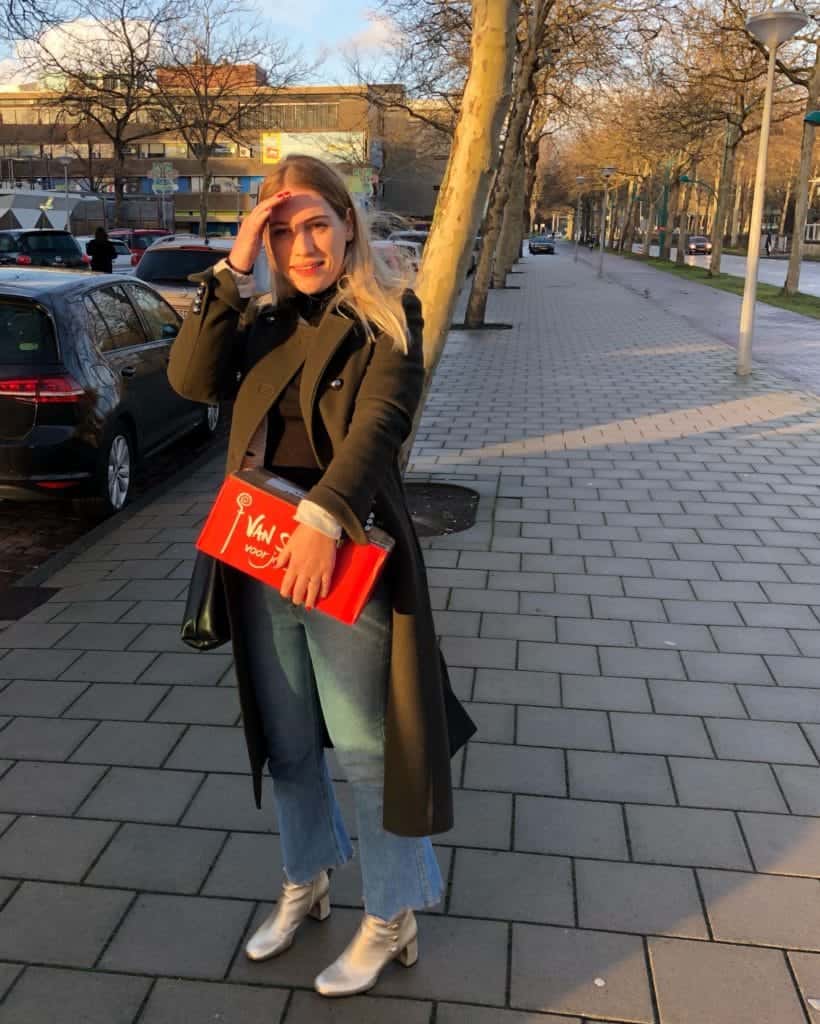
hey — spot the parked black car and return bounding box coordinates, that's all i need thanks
[0,268,219,514]
[528,235,555,255]
[0,229,87,269]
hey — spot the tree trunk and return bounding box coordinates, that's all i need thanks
[709,120,739,276]
[465,0,546,327]
[778,177,792,237]
[676,177,694,266]
[411,0,517,406]
[621,181,639,253]
[498,156,527,279]
[643,192,657,257]
[199,158,212,237]
[784,46,820,296]
[661,176,680,261]
[113,150,126,227]
[730,159,745,248]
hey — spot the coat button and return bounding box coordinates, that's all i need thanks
[329,378,343,390]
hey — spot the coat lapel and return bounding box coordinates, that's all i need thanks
[299,310,355,464]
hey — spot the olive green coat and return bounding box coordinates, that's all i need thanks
[167,266,475,836]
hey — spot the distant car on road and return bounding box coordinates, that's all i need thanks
[75,234,133,274]
[134,235,237,317]
[107,228,171,267]
[0,268,218,514]
[528,235,555,255]
[686,235,713,255]
[0,229,86,270]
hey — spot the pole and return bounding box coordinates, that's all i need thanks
[737,43,777,376]
[597,184,607,277]
[64,166,70,231]
[574,192,582,262]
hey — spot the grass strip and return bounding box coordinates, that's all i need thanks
[621,252,820,320]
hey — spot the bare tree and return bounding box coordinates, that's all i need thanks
[151,0,309,236]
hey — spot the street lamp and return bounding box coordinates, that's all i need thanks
[598,166,615,278]
[55,154,73,231]
[736,7,808,376]
[574,175,586,263]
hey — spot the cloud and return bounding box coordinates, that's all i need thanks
[339,13,395,56]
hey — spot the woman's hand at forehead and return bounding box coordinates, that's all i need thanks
[228,190,293,275]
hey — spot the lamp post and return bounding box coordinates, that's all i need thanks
[737,7,807,376]
[55,154,73,231]
[574,175,585,262]
[598,166,615,278]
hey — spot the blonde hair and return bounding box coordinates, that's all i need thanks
[258,155,411,353]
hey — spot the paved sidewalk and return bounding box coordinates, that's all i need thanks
[2,252,820,1021]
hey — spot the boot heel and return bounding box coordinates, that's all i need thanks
[397,935,418,967]
[309,893,331,922]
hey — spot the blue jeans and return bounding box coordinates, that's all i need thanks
[236,574,443,921]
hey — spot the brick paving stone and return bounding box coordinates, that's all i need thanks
[0,815,117,882]
[163,725,249,773]
[650,936,806,1024]
[140,651,233,685]
[739,811,820,878]
[0,967,151,1024]
[0,648,81,680]
[64,682,169,724]
[519,642,599,675]
[576,859,708,938]
[71,720,185,768]
[464,742,565,796]
[112,579,189,602]
[568,750,675,804]
[87,822,225,893]
[600,646,686,679]
[0,622,73,649]
[200,832,282,900]
[450,588,519,613]
[0,964,23,1004]
[449,848,574,924]
[0,715,95,760]
[119,600,187,624]
[59,651,158,683]
[739,603,820,628]
[0,761,104,815]
[740,686,820,723]
[681,651,774,685]
[0,880,132,966]
[705,718,817,765]
[611,712,713,757]
[711,626,800,656]
[556,618,634,647]
[461,701,515,743]
[699,868,820,950]
[480,613,556,642]
[436,1006,578,1024]
[101,892,252,979]
[627,804,752,869]
[774,764,820,815]
[625,577,695,600]
[766,655,820,687]
[664,600,744,625]
[520,592,590,617]
[515,795,628,859]
[440,636,517,669]
[516,706,611,750]
[670,756,787,811]
[562,673,652,711]
[632,621,716,651]
[77,767,204,824]
[591,595,666,621]
[149,685,239,725]
[0,679,87,716]
[139,978,290,1024]
[436,788,512,850]
[649,679,747,717]
[510,924,654,1022]
[180,773,276,832]
[55,623,147,651]
[51,601,136,623]
[786,953,820,1022]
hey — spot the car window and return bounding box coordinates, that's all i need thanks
[0,234,20,253]
[111,240,131,256]
[22,233,80,254]
[133,233,167,251]
[127,283,180,340]
[86,285,146,352]
[135,249,224,283]
[0,298,57,363]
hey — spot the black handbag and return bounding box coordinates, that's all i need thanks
[181,551,231,651]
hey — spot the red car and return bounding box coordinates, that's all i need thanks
[107,229,171,267]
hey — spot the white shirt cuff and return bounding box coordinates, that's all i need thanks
[294,499,343,540]
[214,257,256,298]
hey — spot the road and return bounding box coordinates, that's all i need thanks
[630,244,820,297]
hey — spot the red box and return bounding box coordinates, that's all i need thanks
[196,469,393,625]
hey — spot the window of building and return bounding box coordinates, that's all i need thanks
[146,142,165,157]
[239,102,339,131]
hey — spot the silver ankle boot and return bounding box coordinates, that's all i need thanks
[314,908,417,997]
[245,870,330,961]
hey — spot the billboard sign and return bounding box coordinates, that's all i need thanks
[260,132,366,166]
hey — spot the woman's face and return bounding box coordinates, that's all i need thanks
[267,188,353,294]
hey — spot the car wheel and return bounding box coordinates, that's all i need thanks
[78,426,134,518]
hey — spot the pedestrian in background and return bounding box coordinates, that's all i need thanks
[168,154,474,998]
[85,227,116,273]
[764,230,772,257]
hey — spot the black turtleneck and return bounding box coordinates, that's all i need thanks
[264,284,338,488]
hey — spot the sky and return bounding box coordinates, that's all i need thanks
[264,2,393,85]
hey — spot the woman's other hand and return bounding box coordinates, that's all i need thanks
[229,190,292,274]
[275,524,337,610]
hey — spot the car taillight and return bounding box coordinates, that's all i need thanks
[130,251,140,265]
[0,374,84,403]
[15,254,31,265]
[82,254,91,265]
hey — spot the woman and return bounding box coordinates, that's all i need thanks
[167,154,474,997]
[85,226,116,274]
